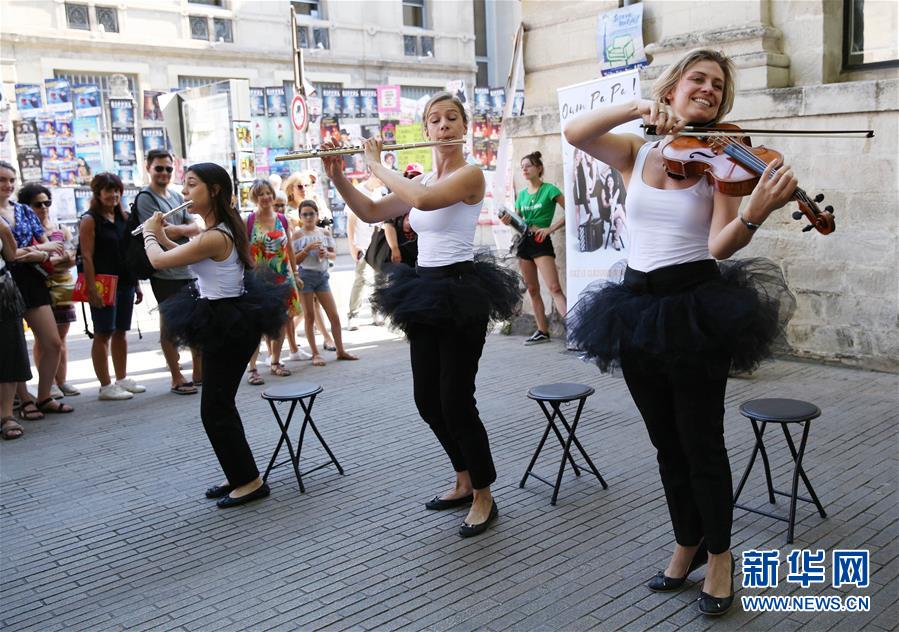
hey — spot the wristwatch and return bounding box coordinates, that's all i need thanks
[739,211,761,231]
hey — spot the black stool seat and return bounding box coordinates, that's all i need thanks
[528,383,595,402]
[733,397,826,544]
[261,381,343,493]
[520,382,607,505]
[739,398,821,423]
[262,382,323,401]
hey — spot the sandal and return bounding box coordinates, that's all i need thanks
[270,363,292,377]
[247,369,265,386]
[336,352,359,361]
[323,342,337,351]
[170,382,199,395]
[18,401,44,421]
[1,417,24,440]
[37,398,74,414]
[311,355,327,367]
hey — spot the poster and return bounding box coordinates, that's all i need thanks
[0,109,12,163]
[252,117,267,147]
[558,71,641,303]
[394,123,431,173]
[265,86,287,117]
[598,3,648,75]
[249,87,266,117]
[513,90,525,116]
[267,149,293,178]
[320,115,340,145]
[108,98,135,131]
[141,127,167,153]
[113,132,137,164]
[490,88,506,118]
[445,79,467,105]
[237,153,256,181]
[267,117,291,149]
[51,187,77,222]
[474,87,490,115]
[376,85,401,116]
[44,79,72,113]
[73,117,100,147]
[142,90,165,122]
[15,84,43,118]
[359,89,378,119]
[341,89,361,119]
[379,119,398,144]
[73,85,102,117]
[322,88,342,118]
[74,187,93,217]
[233,122,253,152]
[17,147,43,182]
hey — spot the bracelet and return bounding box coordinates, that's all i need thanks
[739,211,761,231]
[143,234,159,248]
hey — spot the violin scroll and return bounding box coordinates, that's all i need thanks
[794,190,835,235]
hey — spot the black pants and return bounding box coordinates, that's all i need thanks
[200,328,261,487]
[621,349,732,554]
[408,318,496,489]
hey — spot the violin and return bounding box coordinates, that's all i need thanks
[650,123,841,234]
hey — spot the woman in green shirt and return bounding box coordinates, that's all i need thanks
[501,151,567,345]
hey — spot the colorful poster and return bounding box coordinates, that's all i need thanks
[558,71,640,303]
[252,117,267,147]
[56,138,76,161]
[17,147,43,182]
[237,153,256,181]
[341,89,361,119]
[474,87,491,114]
[74,187,93,217]
[445,79,467,105]
[141,127,166,153]
[109,98,135,131]
[489,88,506,117]
[60,160,79,186]
[74,150,99,185]
[37,115,57,145]
[322,88,342,118]
[320,115,340,145]
[379,119,398,144]
[267,117,291,149]
[265,87,287,117]
[43,162,61,187]
[122,186,141,208]
[54,116,74,140]
[74,116,101,147]
[45,79,72,114]
[598,3,648,75]
[233,121,253,152]
[142,90,165,122]
[376,85,401,116]
[359,89,378,119]
[15,84,43,118]
[394,123,431,173]
[73,85,102,117]
[112,132,137,164]
[267,149,293,177]
[249,88,266,117]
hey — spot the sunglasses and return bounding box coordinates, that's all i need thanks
[274,203,286,208]
[153,166,174,173]
[300,212,316,217]
[32,200,52,208]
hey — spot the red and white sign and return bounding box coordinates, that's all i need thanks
[290,94,308,132]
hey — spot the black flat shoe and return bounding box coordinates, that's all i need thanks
[216,483,270,508]
[205,483,234,499]
[647,542,709,592]
[459,500,498,538]
[425,494,473,510]
[698,553,735,616]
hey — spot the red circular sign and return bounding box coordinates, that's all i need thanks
[290,94,308,132]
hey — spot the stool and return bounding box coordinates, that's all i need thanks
[732,398,827,544]
[519,383,608,505]
[261,382,344,493]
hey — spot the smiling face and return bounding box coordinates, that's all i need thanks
[148,156,174,189]
[30,192,52,220]
[424,99,466,142]
[98,187,121,211]
[299,205,318,229]
[0,166,15,201]
[665,59,725,124]
[254,185,274,210]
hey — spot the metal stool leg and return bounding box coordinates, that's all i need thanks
[299,395,345,475]
[733,418,765,504]
[781,422,827,518]
[520,414,554,488]
[537,400,581,475]
[754,421,777,504]
[263,399,304,492]
[554,398,607,488]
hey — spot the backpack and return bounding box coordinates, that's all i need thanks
[124,191,160,281]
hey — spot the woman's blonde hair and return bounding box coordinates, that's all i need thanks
[421,91,469,137]
[282,172,306,206]
[651,48,736,125]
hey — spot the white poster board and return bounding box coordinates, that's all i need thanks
[558,71,641,304]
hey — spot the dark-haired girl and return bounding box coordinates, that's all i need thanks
[142,163,287,508]
[0,160,71,417]
[79,173,145,401]
[500,151,567,345]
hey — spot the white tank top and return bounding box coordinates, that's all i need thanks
[409,171,484,267]
[625,142,715,273]
[189,224,245,299]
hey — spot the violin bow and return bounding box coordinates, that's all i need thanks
[642,125,874,139]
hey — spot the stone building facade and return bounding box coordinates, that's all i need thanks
[505,0,897,371]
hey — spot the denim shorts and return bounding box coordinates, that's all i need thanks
[90,286,136,334]
[299,268,331,293]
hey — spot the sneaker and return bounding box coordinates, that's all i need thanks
[59,383,81,396]
[49,385,65,400]
[523,330,551,346]
[99,383,133,400]
[288,349,313,361]
[346,316,358,331]
[115,378,146,394]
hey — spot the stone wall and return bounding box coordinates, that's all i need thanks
[509,0,898,371]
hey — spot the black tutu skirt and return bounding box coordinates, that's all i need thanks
[566,258,795,373]
[160,271,290,351]
[371,252,522,333]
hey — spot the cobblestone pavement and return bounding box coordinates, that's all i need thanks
[1,283,896,630]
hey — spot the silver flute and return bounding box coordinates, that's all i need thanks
[131,200,194,236]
